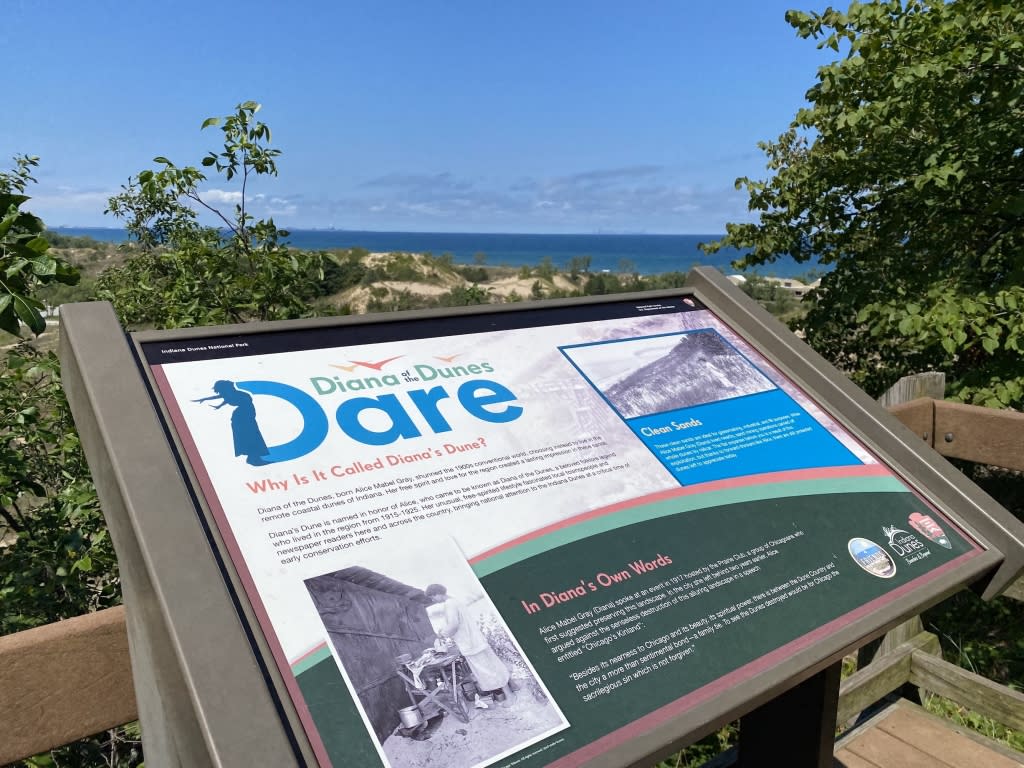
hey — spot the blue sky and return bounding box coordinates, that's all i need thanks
[6,1,837,234]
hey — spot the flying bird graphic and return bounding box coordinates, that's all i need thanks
[349,356,404,371]
[433,354,462,363]
[329,363,359,373]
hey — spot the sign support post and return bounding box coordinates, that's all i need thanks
[738,662,842,768]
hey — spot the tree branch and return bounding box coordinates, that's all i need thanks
[184,191,239,239]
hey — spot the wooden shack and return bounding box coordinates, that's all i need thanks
[305,567,436,742]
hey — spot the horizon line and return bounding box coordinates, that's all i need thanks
[49,225,730,238]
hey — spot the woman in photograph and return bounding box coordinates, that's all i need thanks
[424,583,515,705]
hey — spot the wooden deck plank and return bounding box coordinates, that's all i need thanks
[842,726,955,768]
[876,705,1023,768]
[836,700,1024,768]
[833,748,882,768]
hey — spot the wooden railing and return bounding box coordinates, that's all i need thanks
[0,605,135,764]
[2,397,1023,765]
[839,624,1024,733]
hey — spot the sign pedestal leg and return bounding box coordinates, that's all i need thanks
[737,661,841,768]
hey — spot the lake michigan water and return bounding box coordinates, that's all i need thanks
[52,228,819,278]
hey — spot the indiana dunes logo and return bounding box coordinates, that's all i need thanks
[882,524,929,560]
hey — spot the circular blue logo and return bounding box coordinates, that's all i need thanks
[848,537,896,579]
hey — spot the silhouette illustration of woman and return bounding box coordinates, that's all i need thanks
[194,380,271,466]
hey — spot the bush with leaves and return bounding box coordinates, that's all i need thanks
[0,158,133,766]
[0,155,108,633]
[0,348,118,634]
[703,0,1024,407]
[738,274,802,318]
[0,156,80,335]
[99,102,325,328]
[319,248,369,295]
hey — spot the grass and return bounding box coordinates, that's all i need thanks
[923,694,1024,752]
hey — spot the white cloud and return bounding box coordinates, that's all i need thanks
[28,184,118,225]
[203,189,244,204]
[286,165,754,233]
[32,188,114,209]
[267,203,298,216]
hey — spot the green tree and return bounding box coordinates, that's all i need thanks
[738,275,801,318]
[0,156,79,336]
[703,0,1024,407]
[320,248,369,294]
[100,102,324,328]
[535,256,557,281]
[566,254,591,282]
[583,271,624,295]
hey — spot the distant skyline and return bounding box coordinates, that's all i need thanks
[7,2,839,234]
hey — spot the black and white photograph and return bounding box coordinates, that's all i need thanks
[304,538,568,768]
[562,329,776,419]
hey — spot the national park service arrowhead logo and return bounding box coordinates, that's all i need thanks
[908,512,952,549]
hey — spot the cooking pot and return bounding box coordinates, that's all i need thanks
[398,705,424,728]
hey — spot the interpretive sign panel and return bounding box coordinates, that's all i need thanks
[137,292,986,768]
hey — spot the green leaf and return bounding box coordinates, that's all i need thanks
[1001,195,1024,216]
[24,235,48,254]
[0,307,18,336]
[12,293,45,335]
[5,257,29,277]
[201,117,219,129]
[0,192,30,211]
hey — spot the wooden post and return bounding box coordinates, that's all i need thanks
[876,372,946,409]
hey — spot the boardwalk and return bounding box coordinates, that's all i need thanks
[835,700,1024,768]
